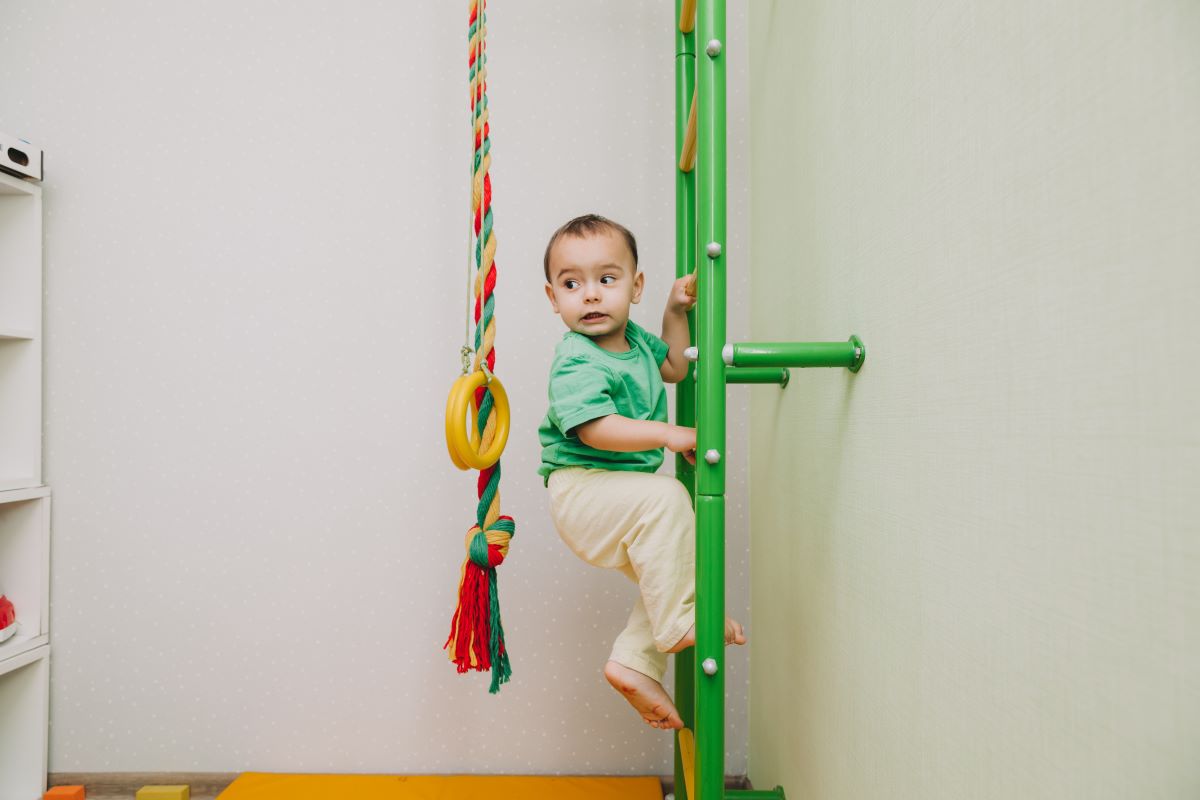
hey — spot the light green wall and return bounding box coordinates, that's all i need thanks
[747,2,1199,797]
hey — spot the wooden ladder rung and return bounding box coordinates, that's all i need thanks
[679,87,698,173]
[679,0,696,33]
[678,727,697,800]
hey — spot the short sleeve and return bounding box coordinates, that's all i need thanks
[549,356,618,435]
[640,327,670,366]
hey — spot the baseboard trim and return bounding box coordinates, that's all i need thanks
[661,773,753,793]
[48,773,239,795]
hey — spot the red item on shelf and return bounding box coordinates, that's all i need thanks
[0,595,14,629]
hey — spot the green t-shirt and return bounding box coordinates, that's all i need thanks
[538,319,670,483]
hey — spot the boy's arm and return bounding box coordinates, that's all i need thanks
[660,274,697,383]
[576,415,697,463]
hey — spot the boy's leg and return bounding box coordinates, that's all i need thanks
[612,473,696,652]
[547,468,695,653]
[604,597,682,729]
[547,468,691,728]
[610,596,668,682]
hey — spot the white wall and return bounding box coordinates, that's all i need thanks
[0,0,750,775]
[748,1,1199,798]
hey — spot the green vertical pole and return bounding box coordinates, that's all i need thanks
[673,2,697,799]
[695,0,726,798]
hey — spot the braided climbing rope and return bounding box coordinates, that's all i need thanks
[443,0,513,694]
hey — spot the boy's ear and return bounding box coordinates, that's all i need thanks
[631,271,645,304]
[544,282,560,312]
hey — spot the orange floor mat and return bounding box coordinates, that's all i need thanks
[217,772,663,799]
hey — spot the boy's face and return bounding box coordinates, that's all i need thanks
[544,230,644,350]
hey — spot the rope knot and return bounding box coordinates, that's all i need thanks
[465,515,515,569]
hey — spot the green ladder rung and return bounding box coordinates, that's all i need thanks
[725,336,867,373]
[725,367,789,386]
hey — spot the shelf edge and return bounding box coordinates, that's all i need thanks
[0,485,51,504]
[0,639,49,677]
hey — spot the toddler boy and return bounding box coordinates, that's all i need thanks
[538,214,745,730]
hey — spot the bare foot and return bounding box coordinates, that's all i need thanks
[604,660,684,730]
[666,617,747,654]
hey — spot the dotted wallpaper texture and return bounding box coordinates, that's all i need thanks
[0,0,752,775]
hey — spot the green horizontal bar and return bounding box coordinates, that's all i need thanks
[726,788,787,800]
[730,335,865,373]
[726,367,789,386]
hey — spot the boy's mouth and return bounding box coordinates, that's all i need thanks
[581,312,607,322]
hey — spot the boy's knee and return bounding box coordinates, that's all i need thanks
[636,475,690,513]
[640,480,695,533]
[664,478,693,510]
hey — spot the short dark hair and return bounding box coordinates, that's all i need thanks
[543,214,639,281]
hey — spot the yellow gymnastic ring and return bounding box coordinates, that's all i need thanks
[444,374,471,471]
[469,394,482,453]
[446,371,510,470]
[445,370,510,471]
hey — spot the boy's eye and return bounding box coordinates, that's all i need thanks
[600,275,616,285]
[563,279,579,289]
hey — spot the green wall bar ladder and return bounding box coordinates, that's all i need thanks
[692,0,727,798]
[673,0,698,796]
[672,3,867,800]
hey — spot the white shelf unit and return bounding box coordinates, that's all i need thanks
[0,644,49,798]
[0,166,48,800]
[0,171,42,491]
[0,487,51,660]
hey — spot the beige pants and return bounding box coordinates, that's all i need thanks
[546,467,695,683]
